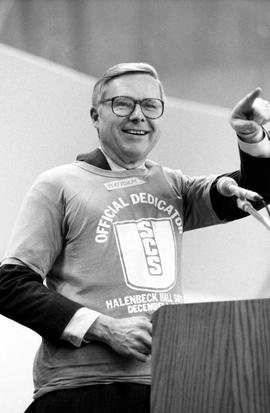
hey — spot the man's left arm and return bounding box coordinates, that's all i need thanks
[210,89,270,221]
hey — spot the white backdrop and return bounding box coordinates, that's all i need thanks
[0,44,269,412]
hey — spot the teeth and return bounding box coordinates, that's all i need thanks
[124,130,147,135]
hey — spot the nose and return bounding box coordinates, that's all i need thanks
[129,103,146,122]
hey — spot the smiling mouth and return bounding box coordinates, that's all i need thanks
[123,129,149,136]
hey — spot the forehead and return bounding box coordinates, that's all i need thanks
[104,73,161,99]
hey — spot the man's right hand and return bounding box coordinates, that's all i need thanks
[84,314,152,362]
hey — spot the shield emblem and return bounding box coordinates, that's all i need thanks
[113,218,177,292]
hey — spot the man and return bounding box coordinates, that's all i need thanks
[0,62,270,413]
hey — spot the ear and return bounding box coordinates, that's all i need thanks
[90,107,99,128]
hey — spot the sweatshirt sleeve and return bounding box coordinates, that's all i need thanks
[163,147,270,228]
[0,264,82,343]
[0,170,84,343]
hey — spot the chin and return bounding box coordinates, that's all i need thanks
[123,149,146,162]
[125,142,149,155]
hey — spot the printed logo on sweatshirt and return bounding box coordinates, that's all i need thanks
[114,218,176,292]
[94,193,183,244]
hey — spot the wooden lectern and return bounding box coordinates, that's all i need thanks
[151,300,270,413]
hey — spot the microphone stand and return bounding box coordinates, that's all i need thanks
[237,198,270,232]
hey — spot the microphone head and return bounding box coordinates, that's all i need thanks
[217,177,237,197]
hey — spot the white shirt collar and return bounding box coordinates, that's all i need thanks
[99,146,146,171]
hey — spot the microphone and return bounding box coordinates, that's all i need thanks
[217,177,263,202]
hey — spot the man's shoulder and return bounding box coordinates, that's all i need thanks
[37,148,107,180]
[37,162,78,182]
[28,163,87,200]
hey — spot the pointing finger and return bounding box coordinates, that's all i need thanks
[236,87,262,113]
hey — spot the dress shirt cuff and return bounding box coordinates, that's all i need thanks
[238,128,270,158]
[61,307,100,347]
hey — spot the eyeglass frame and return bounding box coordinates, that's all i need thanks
[99,96,165,119]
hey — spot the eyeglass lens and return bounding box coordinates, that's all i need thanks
[112,96,163,119]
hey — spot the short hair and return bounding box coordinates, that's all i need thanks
[91,62,164,108]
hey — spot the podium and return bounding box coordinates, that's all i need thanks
[151,300,270,413]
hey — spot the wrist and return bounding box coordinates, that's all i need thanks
[84,314,112,343]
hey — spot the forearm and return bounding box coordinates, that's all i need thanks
[0,264,82,343]
[237,147,270,201]
[210,147,270,221]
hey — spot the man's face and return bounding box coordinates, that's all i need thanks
[91,73,163,168]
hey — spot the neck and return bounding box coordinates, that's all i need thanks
[100,146,146,170]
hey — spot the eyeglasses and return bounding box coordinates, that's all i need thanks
[99,96,164,119]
